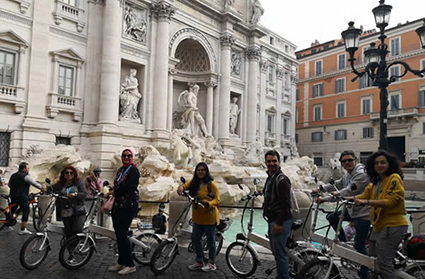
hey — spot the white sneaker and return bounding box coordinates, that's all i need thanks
[118,266,136,275]
[3,227,13,231]
[201,263,217,272]
[18,228,32,235]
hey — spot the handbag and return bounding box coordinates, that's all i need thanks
[74,205,87,216]
[101,196,115,213]
[62,208,74,218]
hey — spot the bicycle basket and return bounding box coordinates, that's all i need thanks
[403,234,425,260]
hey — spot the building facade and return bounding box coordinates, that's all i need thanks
[296,19,425,166]
[0,0,298,170]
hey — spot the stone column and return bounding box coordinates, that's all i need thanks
[167,68,176,130]
[245,46,261,144]
[213,83,220,137]
[151,2,175,134]
[98,0,122,125]
[204,81,216,135]
[218,34,235,141]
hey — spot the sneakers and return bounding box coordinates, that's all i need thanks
[201,263,217,272]
[188,262,204,270]
[18,228,32,235]
[2,226,13,231]
[108,264,124,272]
[118,266,136,275]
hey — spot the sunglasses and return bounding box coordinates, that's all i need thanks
[122,154,132,158]
[64,171,74,175]
[341,159,355,164]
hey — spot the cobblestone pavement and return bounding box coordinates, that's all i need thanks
[0,225,358,279]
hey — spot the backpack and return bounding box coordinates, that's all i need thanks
[276,173,299,215]
[403,234,425,260]
[206,181,220,210]
[152,214,166,233]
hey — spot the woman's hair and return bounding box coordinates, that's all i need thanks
[59,166,80,185]
[365,150,403,184]
[188,162,213,197]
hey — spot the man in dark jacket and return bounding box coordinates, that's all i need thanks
[263,150,292,279]
[9,162,43,235]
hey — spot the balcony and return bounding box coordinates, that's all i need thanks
[53,0,85,32]
[46,92,82,121]
[281,93,291,103]
[0,83,25,113]
[265,131,276,139]
[370,107,418,121]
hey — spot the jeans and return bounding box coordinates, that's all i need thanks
[369,226,407,279]
[11,195,29,222]
[327,210,371,279]
[268,219,292,279]
[192,223,216,264]
[112,203,138,267]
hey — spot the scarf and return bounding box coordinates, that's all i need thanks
[121,149,137,168]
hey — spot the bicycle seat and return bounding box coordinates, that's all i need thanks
[291,219,303,230]
[236,233,246,241]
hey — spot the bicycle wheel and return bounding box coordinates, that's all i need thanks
[291,249,322,274]
[296,258,341,279]
[59,235,95,270]
[19,234,50,270]
[133,232,162,265]
[150,239,178,274]
[0,207,11,231]
[406,264,425,279]
[225,242,259,278]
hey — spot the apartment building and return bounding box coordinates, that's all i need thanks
[295,18,425,166]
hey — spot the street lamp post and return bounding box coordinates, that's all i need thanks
[341,0,425,151]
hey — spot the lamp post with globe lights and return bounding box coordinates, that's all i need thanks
[341,0,425,151]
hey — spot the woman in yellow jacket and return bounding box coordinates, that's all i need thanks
[348,150,408,279]
[177,162,220,272]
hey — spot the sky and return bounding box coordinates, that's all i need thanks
[259,0,425,50]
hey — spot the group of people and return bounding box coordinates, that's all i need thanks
[3,147,409,278]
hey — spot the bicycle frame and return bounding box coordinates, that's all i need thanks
[0,193,38,224]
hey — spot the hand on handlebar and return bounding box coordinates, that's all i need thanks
[201,199,210,208]
[177,185,184,196]
[316,197,325,204]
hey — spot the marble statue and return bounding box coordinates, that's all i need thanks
[119,68,142,123]
[224,0,235,9]
[244,141,265,167]
[231,52,242,77]
[229,97,241,134]
[124,6,147,42]
[170,131,192,167]
[250,0,264,24]
[177,84,209,137]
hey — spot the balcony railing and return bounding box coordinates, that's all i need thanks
[53,0,85,32]
[0,83,25,113]
[370,107,418,120]
[46,92,82,121]
[265,131,276,139]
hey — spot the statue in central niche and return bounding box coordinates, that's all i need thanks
[177,84,209,137]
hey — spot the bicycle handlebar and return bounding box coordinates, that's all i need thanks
[182,191,205,208]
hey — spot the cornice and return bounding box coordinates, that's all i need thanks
[0,8,32,26]
[49,26,87,43]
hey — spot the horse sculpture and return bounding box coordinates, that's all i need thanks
[170,132,192,167]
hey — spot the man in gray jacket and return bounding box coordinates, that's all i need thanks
[316,150,371,279]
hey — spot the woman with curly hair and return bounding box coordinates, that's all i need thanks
[347,150,408,279]
[177,162,220,272]
[50,166,87,242]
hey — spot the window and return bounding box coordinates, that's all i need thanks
[268,66,274,82]
[267,113,275,133]
[282,116,289,135]
[295,109,298,123]
[418,90,425,107]
[390,65,401,82]
[284,72,290,90]
[0,50,16,85]
[61,0,77,6]
[312,83,323,98]
[312,132,323,142]
[423,122,425,134]
[422,59,425,71]
[362,46,370,63]
[296,89,300,101]
[335,78,345,93]
[323,44,330,50]
[361,97,372,115]
[270,37,274,45]
[363,127,374,138]
[56,136,71,145]
[315,60,322,76]
[295,133,298,143]
[390,94,401,110]
[338,54,346,70]
[313,105,322,121]
[336,101,346,118]
[313,152,323,166]
[359,75,373,88]
[335,129,347,140]
[360,151,373,164]
[311,49,317,54]
[0,132,10,166]
[390,37,401,57]
[58,65,74,96]
[285,45,289,52]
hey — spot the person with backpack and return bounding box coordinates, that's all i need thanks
[177,162,220,272]
[262,150,292,279]
[152,204,167,234]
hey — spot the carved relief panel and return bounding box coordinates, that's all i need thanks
[123,3,147,44]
